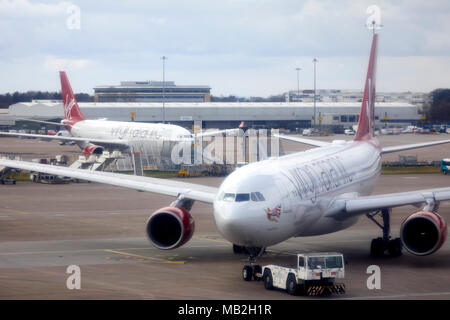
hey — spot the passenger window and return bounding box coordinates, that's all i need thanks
[235,193,250,202]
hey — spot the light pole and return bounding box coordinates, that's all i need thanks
[295,67,301,101]
[313,58,318,130]
[161,56,168,124]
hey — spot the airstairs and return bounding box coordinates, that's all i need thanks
[69,150,123,171]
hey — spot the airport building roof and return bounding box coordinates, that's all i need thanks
[7,101,420,127]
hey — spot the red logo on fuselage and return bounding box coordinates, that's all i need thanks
[265,205,281,222]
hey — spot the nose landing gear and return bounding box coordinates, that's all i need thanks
[241,247,265,282]
[366,208,402,257]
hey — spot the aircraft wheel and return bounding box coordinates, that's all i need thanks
[253,265,262,281]
[242,265,253,281]
[370,237,386,257]
[387,238,402,257]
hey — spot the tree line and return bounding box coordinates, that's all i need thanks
[0,91,93,109]
[423,89,450,123]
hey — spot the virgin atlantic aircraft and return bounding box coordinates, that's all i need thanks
[0,72,232,157]
[1,33,449,277]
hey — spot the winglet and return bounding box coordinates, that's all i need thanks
[354,34,378,141]
[60,71,86,122]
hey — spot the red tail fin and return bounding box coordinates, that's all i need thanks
[60,71,86,122]
[354,34,378,141]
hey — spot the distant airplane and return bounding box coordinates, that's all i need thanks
[1,33,450,277]
[1,72,237,159]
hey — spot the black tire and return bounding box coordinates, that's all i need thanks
[242,266,253,281]
[253,265,262,281]
[370,237,386,257]
[286,274,297,295]
[263,269,274,290]
[387,238,402,257]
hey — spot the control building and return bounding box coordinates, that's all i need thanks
[94,81,211,103]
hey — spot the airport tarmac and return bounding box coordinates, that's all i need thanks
[0,135,450,300]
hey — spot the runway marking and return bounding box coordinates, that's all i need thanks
[0,243,228,257]
[0,208,30,215]
[0,247,155,256]
[104,249,185,264]
[194,236,231,245]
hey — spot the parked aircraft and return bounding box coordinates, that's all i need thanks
[1,72,236,159]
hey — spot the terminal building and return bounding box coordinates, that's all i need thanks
[93,81,211,103]
[6,101,421,133]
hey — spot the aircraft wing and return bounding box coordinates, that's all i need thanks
[381,139,450,154]
[0,131,129,149]
[326,188,450,220]
[16,118,67,126]
[194,128,242,138]
[0,159,218,204]
[273,134,331,148]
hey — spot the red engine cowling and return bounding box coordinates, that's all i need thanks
[82,145,104,157]
[146,207,195,250]
[400,211,447,256]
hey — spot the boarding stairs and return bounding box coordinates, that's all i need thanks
[69,150,123,171]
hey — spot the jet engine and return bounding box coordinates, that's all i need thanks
[82,145,104,157]
[146,206,195,250]
[400,211,447,256]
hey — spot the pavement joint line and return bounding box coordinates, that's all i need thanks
[0,208,30,215]
[104,249,185,264]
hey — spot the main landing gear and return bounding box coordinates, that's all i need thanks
[239,247,265,282]
[366,208,402,257]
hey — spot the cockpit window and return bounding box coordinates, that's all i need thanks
[222,193,250,202]
[251,192,266,202]
[223,193,236,202]
[235,193,250,202]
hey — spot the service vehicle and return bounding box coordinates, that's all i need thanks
[441,159,450,175]
[0,166,16,185]
[244,252,345,296]
[344,128,355,135]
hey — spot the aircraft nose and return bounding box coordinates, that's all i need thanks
[214,204,249,245]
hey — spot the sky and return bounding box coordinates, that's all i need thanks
[0,0,449,97]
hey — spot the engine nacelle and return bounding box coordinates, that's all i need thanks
[400,211,447,256]
[82,145,104,157]
[146,207,195,250]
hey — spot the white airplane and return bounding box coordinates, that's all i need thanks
[0,72,231,158]
[1,33,450,278]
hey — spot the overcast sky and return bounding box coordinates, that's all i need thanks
[0,0,449,97]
